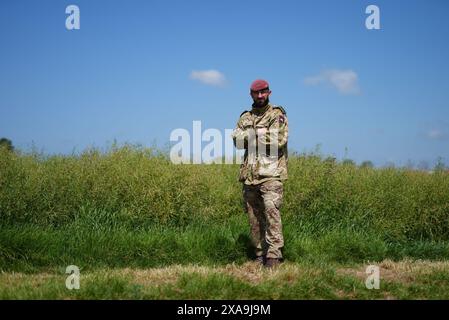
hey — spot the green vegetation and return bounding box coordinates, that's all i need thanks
[1,145,448,299]
[0,138,14,152]
[2,261,449,299]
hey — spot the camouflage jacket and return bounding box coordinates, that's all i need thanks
[231,103,288,185]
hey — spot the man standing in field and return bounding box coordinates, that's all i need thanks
[232,79,288,268]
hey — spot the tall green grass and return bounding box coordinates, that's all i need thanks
[1,145,449,272]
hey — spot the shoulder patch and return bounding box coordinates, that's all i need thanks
[273,105,287,115]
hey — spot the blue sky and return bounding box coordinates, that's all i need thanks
[1,0,449,167]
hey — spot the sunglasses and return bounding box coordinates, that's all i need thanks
[251,88,270,94]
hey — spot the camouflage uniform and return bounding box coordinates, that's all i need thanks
[232,103,288,260]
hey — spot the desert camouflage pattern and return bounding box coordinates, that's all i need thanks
[231,103,288,185]
[243,180,284,259]
[233,102,288,259]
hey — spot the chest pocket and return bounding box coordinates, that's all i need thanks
[257,154,279,177]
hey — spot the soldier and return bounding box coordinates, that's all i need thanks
[231,79,288,268]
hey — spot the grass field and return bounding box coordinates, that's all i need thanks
[1,145,449,299]
[2,260,449,299]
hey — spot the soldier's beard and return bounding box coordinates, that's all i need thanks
[253,98,269,108]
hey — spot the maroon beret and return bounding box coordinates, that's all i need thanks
[250,79,269,91]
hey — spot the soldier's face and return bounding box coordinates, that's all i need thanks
[250,88,271,107]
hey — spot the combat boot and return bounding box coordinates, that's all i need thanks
[254,255,265,265]
[264,258,281,269]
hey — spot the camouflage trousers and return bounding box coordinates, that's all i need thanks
[243,180,284,259]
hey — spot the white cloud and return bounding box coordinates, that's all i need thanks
[427,129,447,140]
[189,69,227,87]
[304,69,360,95]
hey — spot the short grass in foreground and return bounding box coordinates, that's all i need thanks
[1,260,449,299]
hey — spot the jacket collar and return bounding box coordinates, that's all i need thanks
[251,102,271,116]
